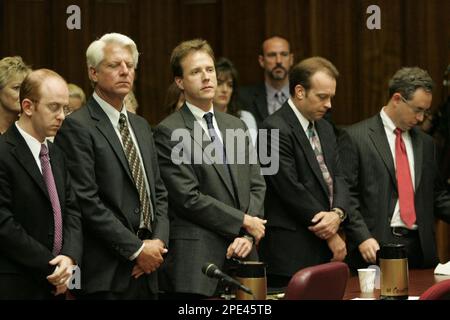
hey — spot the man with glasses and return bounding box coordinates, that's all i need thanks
[0,69,82,299]
[339,67,450,270]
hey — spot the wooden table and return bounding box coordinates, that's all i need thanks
[344,268,450,300]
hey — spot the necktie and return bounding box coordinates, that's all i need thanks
[271,92,286,114]
[118,114,153,236]
[394,128,416,228]
[39,144,63,255]
[307,122,333,206]
[203,112,234,188]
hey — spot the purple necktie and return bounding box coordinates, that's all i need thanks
[39,144,63,255]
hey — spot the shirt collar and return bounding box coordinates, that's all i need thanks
[265,82,290,99]
[93,92,128,128]
[185,101,214,122]
[380,107,397,134]
[15,122,48,159]
[288,98,312,133]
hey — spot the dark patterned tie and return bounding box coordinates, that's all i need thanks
[307,122,333,206]
[203,112,235,191]
[39,144,63,255]
[394,128,416,228]
[118,114,153,236]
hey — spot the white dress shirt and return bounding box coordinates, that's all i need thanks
[15,122,48,174]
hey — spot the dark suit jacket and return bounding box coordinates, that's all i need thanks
[259,103,348,278]
[0,125,82,299]
[153,104,266,296]
[339,114,450,268]
[54,96,169,295]
[238,83,268,129]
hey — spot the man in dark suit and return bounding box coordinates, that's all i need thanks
[259,57,348,289]
[55,33,169,299]
[153,39,266,298]
[339,67,450,270]
[0,69,82,299]
[238,36,294,128]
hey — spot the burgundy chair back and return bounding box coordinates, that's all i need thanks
[284,261,349,300]
[419,279,450,300]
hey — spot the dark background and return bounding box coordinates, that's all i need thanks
[1,0,449,260]
[1,0,449,126]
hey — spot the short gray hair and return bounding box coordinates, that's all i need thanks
[86,33,139,70]
[388,67,433,100]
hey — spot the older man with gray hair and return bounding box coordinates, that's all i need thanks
[55,33,169,299]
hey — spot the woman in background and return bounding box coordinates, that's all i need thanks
[213,57,257,146]
[66,83,86,115]
[0,56,31,134]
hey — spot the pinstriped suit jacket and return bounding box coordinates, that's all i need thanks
[339,114,450,268]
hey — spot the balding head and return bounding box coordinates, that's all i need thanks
[20,69,67,105]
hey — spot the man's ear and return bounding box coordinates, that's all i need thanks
[258,54,265,69]
[392,93,403,105]
[89,66,98,84]
[21,99,34,116]
[294,84,305,100]
[174,77,184,91]
[289,53,294,68]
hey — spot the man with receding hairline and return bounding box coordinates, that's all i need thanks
[259,57,348,289]
[239,36,294,128]
[0,69,82,299]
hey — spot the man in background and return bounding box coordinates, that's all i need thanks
[239,36,294,128]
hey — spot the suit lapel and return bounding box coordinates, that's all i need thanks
[87,99,134,183]
[254,85,268,121]
[180,106,237,201]
[410,128,423,188]
[216,112,240,207]
[283,106,330,197]
[7,125,49,199]
[368,115,397,188]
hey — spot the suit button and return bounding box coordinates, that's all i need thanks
[134,208,140,214]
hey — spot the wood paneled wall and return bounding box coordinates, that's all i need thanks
[2,0,449,126]
[2,0,450,260]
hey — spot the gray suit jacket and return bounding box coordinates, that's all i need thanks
[153,104,266,296]
[339,114,450,268]
[55,96,169,295]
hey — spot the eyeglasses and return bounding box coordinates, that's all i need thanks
[400,95,431,117]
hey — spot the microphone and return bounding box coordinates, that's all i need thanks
[202,263,253,295]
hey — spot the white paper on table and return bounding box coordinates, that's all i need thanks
[434,261,450,275]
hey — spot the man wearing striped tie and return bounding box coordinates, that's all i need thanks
[0,69,82,299]
[55,33,169,299]
[259,57,349,289]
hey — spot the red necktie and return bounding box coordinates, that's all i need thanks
[39,144,63,255]
[394,128,416,228]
